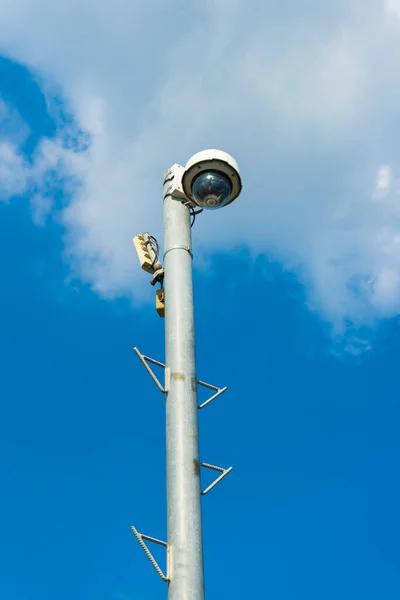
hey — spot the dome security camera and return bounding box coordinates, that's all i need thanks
[182,149,242,210]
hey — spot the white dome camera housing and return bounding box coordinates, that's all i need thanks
[182,149,242,210]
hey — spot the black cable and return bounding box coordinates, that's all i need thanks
[190,207,203,227]
[148,235,159,256]
[147,235,160,269]
[190,207,196,227]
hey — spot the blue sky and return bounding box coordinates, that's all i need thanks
[2,2,400,598]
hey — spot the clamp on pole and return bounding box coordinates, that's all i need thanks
[163,244,193,260]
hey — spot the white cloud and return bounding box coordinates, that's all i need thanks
[0,100,87,217]
[374,165,391,198]
[0,97,30,145]
[0,141,27,200]
[1,0,400,336]
[386,0,400,19]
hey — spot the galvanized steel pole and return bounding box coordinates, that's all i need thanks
[132,153,240,595]
[163,182,205,600]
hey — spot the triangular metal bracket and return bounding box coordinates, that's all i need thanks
[200,462,233,496]
[131,525,170,582]
[134,347,168,393]
[197,380,227,409]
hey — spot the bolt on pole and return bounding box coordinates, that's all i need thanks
[163,176,205,600]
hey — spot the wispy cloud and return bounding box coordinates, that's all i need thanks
[0,141,27,200]
[374,165,391,198]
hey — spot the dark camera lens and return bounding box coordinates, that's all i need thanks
[191,170,231,209]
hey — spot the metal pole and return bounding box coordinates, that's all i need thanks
[163,181,205,600]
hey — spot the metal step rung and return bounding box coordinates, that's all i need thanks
[200,462,233,495]
[131,525,170,582]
